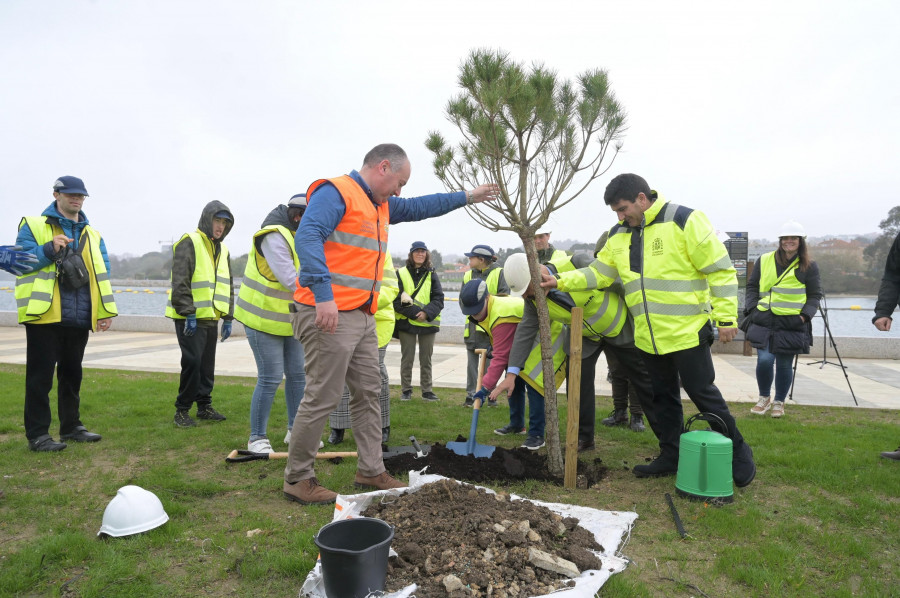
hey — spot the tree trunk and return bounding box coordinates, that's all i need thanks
[519,235,564,476]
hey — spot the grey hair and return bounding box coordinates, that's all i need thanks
[362,143,408,171]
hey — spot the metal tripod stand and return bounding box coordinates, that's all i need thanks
[788,293,858,405]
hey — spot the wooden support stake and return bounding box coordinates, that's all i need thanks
[564,307,584,489]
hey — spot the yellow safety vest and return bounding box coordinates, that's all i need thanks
[15,216,117,331]
[756,252,805,316]
[476,296,566,394]
[558,196,737,355]
[396,267,441,329]
[165,232,232,320]
[518,317,568,395]
[234,225,298,336]
[375,256,399,347]
[462,265,502,339]
[547,253,626,340]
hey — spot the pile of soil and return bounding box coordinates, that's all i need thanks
[362,478,605,597]
[383,440,608,488]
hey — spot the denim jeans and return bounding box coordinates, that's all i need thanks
[246,327,306,441]
[756,344,795,402]
[507,377,545,438]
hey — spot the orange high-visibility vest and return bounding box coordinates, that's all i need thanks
[293,175,390,313]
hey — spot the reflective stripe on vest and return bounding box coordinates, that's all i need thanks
[234,225,298,336]
[546,287,626,341]
[375,254,399,347]
[293,176,389,314]
[15,216,118,329]
[462,266,502,338]
[165,232,232,319]
[396,267,441,328]
[756,252,805,315]
[519,318,568,394]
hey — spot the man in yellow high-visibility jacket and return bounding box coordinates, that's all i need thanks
[15,176,117,452]
[542,173,756,487]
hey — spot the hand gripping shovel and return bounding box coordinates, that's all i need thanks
[446,397,496,457]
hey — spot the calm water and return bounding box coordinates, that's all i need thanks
[0,285,894,337]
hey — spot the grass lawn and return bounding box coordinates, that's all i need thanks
[0,363,898,597]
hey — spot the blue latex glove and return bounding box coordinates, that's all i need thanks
[183,314,197,337]
[220,320,232,342]
[0,245,39,276]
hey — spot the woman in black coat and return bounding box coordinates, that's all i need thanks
[743,221,822,418]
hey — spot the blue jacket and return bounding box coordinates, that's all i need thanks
[296,169,466,303]
[16,202,112,329]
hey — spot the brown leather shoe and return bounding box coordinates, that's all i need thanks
[283,478,337,505]
[354,471,407,491]
[577,439,596,453]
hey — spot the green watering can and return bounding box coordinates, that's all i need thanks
[675,413,734,503]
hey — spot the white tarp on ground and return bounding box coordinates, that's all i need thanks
[300,471,638,598]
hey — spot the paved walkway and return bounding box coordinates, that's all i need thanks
[0,327,897,410]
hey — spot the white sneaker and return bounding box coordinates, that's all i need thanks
[750,396,772,415]
[248,438,273,454]
[282,429,323,449]
[771,401,785,418]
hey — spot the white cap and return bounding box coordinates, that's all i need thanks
[503,253,531,297]
[779,220,806,238]
[535,229,552,236]
[288,193,307,208]
[98,485,169,537]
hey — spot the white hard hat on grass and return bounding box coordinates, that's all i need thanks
[98,485,169,537]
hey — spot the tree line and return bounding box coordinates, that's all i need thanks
[108,208,899,295]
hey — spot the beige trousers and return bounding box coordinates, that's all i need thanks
[284,304,384,482]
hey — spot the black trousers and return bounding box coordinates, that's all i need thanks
[640,341,746,459]
[577,340,659,443]
[24,323,90,440]
[174,320,218,411]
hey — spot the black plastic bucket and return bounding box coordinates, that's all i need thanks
[314,517,395,598]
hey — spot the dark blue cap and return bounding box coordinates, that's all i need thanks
[288,193,307,208]
[459,279,489,316]
[410,241,428,252]
[52,176,89,196]
[214,210,233,222]
[464,244,496,259]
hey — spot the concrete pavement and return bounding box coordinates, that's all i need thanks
[0,326,896,410]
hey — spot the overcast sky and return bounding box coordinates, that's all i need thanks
[2,0,898,260]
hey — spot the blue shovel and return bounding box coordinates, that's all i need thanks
[446,397,496,458]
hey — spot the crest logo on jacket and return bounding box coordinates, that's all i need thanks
[651,237,663,256]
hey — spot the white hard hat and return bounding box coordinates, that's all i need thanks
[504,252,531,297]
[779,220,806,238]
[98,485,169,537]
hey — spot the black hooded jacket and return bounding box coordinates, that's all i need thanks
[170,200,235,324]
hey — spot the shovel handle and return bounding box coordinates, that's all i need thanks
[475,348,487,391]
[466,398,482,454]
[409,436,426,457]
[226,449,358,463]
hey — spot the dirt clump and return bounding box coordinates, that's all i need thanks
[383,441,608,488]
[363,478,604,597]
